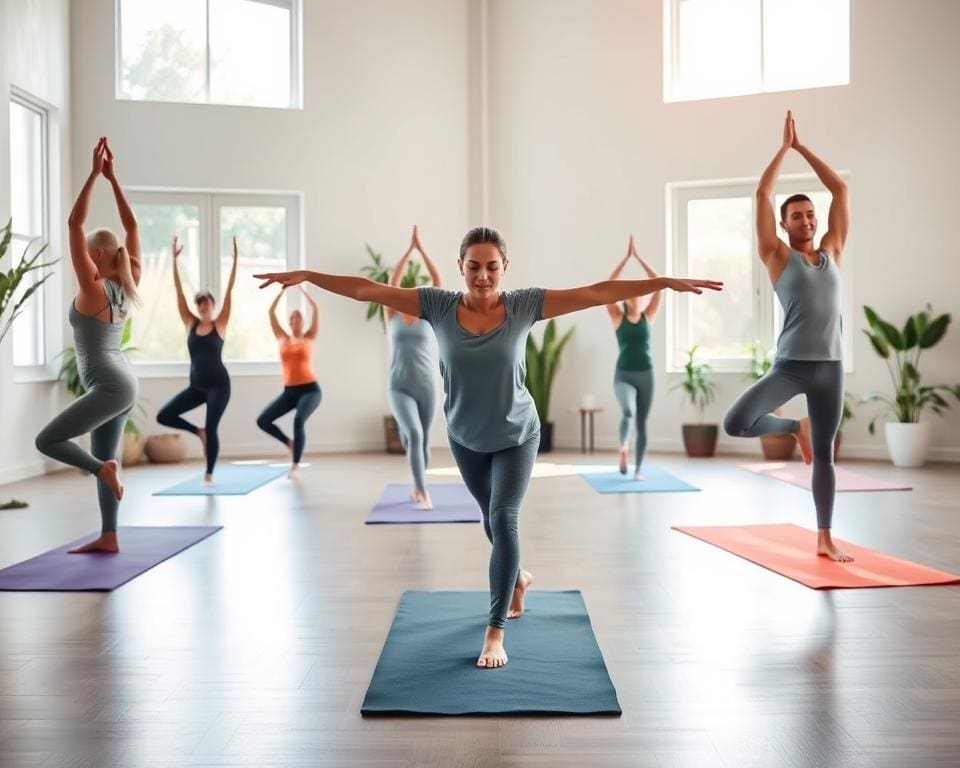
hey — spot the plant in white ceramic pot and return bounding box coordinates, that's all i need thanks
[860,305,960,467]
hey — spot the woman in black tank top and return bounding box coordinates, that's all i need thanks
[156,236,238,485]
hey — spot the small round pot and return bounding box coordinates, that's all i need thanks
[682,424,718,457]
[144,434,187,464]
[884,422,932,468]
[537,422,554,454]
[384,415,404,454]
[122,432,146,466]
[760,433,797,461]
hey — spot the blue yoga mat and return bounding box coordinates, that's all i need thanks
[576,464,700,494]
[153,464,288,496]
[361,590,621,716]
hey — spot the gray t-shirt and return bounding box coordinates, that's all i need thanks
[774,247,843,361]
[418,286,545,453]
[388,315,436,394]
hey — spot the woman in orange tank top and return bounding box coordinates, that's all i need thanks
[256,286,321,477]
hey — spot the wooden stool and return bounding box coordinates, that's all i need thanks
[573,407,603,453]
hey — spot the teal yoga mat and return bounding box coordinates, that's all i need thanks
[153,464,288,496]
[576,464,699,494]
[361,590,621,716]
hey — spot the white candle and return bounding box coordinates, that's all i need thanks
[582,393,595,409]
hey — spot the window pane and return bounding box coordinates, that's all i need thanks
[119,0,207,103]
[130,204,202,363]
[676,0,761,100]
[209,0,291,108]
[219,206,288,362]
[763,0,849,92]
[9,238,45,367]
[685,197,754,358]
[9,101,43,236]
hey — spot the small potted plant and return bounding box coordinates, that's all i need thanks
[861,304,960,467]
[525,319,575,453]
[745,342,797,461]
[673,346,719,457]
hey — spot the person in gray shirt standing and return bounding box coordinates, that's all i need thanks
[724,110,851,562]
[255,228,722,670]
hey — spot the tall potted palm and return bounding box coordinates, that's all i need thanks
[746,342,797,460]
[525,319,575,453]
[861,305,960,467]
[673,346,718,457]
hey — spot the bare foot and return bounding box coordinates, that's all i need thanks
[477,626,508,669]
[618,446,628,475]
[287,463,299,479]
[508,569,534,619]
[69,532,119,554]
[795,417,813,465]
[197,428,207,456]
[633,470,645,481]
[416,490,433,510]
[817,530,854,562]
[202,473,214,487]
[411,488,421,502]
[96,460,123,501]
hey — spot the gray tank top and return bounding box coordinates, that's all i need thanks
[388,314,436,391]
[70,279,130,382]
[774,247,842,361]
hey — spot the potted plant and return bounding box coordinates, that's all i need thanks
[745,342,797,461]
[861,305,960,467]
[361,244,431,452]
[673,346,718,457]
[525,319,575,453]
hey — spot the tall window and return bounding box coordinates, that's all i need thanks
[663,0,849,102]
[8,93,49,368]
[117,0,302,109]
[667,177,852,372]
[128,191,300,372]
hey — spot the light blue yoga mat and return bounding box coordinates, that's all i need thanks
[153,464,288,496]
[361,590,621,716]
[576,464,700,494]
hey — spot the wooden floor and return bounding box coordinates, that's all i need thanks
[0,450,958,767]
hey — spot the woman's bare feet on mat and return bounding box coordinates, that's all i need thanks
[416,490,433,510]
[96,460,123,501]
[817,529,853,562]
[69,532,119,554]
[202,473,214,487]
[633,470,645,481]
[508,569,534,619]
[618,446,628,475]
[197,428,207,456]
[477,626,507,668]
[795,417,813,464]
[287,463,299,479]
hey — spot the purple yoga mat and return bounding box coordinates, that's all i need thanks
[366,484,481,524]
[0,526,222,592]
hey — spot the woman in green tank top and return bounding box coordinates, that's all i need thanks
[606,236,662,480]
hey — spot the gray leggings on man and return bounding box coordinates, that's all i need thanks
[448,431,540,629]
[723,360,843,529]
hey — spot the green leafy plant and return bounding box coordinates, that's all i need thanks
[57,318,146,435]
[359,244,430,330]
[840,391,855,430]
[672,345,717,421]
[861,304,960,434]
[524,319,574,423]
[0,219,59,345]
[745,341,773,382]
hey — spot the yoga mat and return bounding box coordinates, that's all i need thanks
[738,461,913,491]
[153,464,288,496]
[673,523,960,590]
[576,464,700,494]
[365,484,481,524]
[361,590,621,716]
[0,526,222,591]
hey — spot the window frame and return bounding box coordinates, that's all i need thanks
[125,187,304,378]
[662,0,850,103]
[665,172,853,374]
[114,0,303,110]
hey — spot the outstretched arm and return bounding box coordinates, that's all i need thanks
[216,236,239,334]
[412,225,442,287]
[301,287,320,339]
[268,290,288,340]
[792,122,849,264]
[101,139,141,285]
[756,112,793,268]
[255,270,421,318]
[67,139,105,293]
[171,237,195,327]
[605,236,634,323]
[636,254,663,322]
[542,277,723,320]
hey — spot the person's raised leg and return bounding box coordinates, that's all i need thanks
[156,387,206,457]
[613,374,636,475]
[633,368,654,480]
[256,389,296,458]
[202,383,231,483]
[723,363,807,458]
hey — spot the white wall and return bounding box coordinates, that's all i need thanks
[0,0,71,484]
[69,0,473,461]
[485,0,960,460]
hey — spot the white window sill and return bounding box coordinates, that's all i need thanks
[133,361,282,379]
[13,364,60,384]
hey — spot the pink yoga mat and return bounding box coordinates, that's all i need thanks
[738,461,912,491]
[673,523,960,589]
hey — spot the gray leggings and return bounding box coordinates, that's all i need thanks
[388,384,435,494]
[448,431,540,629]
[613,368,654,473]
[723,360,843,529]
[35,369,138,533]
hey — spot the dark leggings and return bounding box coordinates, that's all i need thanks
[448,431,540,629]
[157,381,231,476]
[256,382,322,463]
[723,360,843,529]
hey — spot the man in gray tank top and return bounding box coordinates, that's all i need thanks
[723,110,851,562]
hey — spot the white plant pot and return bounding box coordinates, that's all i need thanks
[884,421,932,468]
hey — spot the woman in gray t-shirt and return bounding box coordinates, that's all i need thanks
[255,226,721,670]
